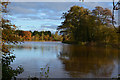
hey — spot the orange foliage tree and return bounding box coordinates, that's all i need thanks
[22,31,32,41]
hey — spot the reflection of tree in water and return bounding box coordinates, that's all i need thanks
[58,45,118,78]
[13,44,58,53]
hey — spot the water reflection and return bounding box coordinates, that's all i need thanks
[58,45,119,78]
[11,42,119,78]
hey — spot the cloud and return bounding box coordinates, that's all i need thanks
[8,2,70,21]
[41,24,58,29]
[40,24,58,32]
[6,2,119,32]
[8,4,37,15]
[8,2,115,21]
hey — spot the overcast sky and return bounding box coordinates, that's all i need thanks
[7,2,118,33]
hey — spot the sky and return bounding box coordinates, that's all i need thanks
[6,2,118,33]
[3,0,120,2]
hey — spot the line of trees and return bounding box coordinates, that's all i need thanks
[58,6,119,46]
[15,30,63,41]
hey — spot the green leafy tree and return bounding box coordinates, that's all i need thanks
[92,6,112,26]
[58,6,95,42]
[58,5,118,46]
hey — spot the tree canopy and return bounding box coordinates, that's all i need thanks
[58,6,118,45]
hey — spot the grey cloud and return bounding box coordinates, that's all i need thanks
[8,2,114,15]
[8,2,74,14]
[8,2,115,21]
[41,24,58,29]
[8,5,37,15]
[33,24,58,32]
[14,12,61,20]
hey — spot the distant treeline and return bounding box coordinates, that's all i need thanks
[15,30,63,41]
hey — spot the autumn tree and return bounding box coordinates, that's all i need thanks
[92,6,112,26]
[58,6,95,43]
[1,2,24,80]
[91,6,118,44]
[22,31,32,41]
[58,6,118,45]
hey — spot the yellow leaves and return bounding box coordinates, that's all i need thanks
[2,43,10,53]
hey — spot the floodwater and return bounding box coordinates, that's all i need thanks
[10,41,119,78]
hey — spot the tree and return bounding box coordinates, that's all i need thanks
[92,6,112,26]
[1,2,24,80]
[58,6,94,42]
[34,34,40,41]
[58,5,118,45]
[22,31,32,41]
[32,31,39,36]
